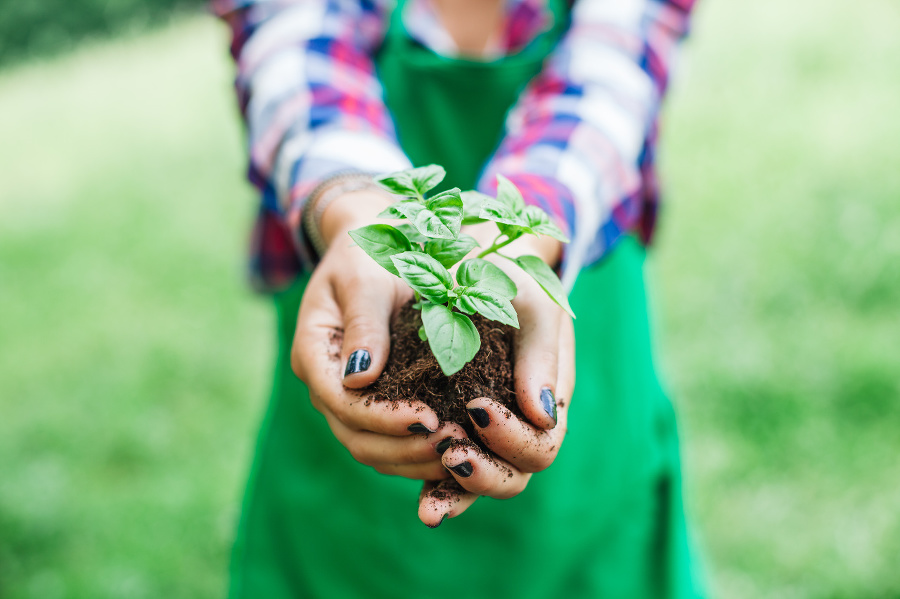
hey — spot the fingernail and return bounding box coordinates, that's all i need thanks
[426,513,447,529]
[344,349,371,377]
[435,437,453,454]
[450,461,473,478]
[467,407,490,428]
[408,423,435,434]
[540,387,558,423]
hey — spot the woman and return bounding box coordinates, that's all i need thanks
[214,0,703,596]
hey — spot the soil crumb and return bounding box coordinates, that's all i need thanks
[368,301,521,439]
[426,479,466,502]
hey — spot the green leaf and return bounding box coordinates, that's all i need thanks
[394,222,428,245]
[478,180,532,237]
[531,222,569,243]
[418,325,428,341]
[479,196,521,227]
[408,164,446,195]
[428,188,464,205]
[391,251,454,303]
[419,190,463,239]
[479,202,570,243]
[424,234,479,268]
[454,297,475,315]
[457,288,519,328]
[523,205,570,243]
[348,224,412,276]
[374,165,446,197]
[496,174,526,214]
[497,222,530,241]
[377,198,421,219]
[384,193,462,240]
[421,303,481,376]
[456,259,517,299]
[513,255,575,319]
[461,191,490,225]
[375,171,417,196]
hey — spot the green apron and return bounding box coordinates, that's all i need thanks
[228,1,703,597]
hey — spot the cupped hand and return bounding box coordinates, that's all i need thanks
[418,224,575,527]
[291,189,468,480]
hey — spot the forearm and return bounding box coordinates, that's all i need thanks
[214,0,411,269]
[479,0,696,286]
[214,0,397,165]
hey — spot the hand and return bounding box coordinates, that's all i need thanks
[291,189,469,480]
[418,224,575,526]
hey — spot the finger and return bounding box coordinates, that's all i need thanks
[291,267,343,384]
[465,397,568,473]
[332,267,400,389]
[557,312,575,401]
[418,480,479,528]
[512,296,563,430]
[326,415,469,466]
[373,460,452,481]
[311,384,441,436]
[441,439,531,499]
[293,273,439,434]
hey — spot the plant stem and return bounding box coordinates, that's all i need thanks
[476,233,516,258]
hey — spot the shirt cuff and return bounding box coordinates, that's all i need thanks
[277,129,412,269]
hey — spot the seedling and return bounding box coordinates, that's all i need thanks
[349,165,575,376]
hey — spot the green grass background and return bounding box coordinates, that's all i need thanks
[0,0,206,64]
[1,1,898,597]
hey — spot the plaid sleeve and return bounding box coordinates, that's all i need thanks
[478,0,696,290]
[213,0,411,288]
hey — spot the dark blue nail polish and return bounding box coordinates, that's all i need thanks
[435,437,453,454]
[408,423,435,434]
[467,407,490,428]
[426,513,447,529]
[344,349,371,377]
[540,387,557,423]
[450,461,473,478]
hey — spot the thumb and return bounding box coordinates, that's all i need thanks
[513,303,563,430]
[333,271,395,389]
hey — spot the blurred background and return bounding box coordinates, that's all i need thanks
[0,0,898,597]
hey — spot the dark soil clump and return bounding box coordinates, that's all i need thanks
[368,301,520,439]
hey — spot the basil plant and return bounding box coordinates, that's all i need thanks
[348,165,574,376]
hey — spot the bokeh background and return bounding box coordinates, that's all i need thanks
[1,0,898,597]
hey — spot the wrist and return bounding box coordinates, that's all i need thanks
[319,190,394,249]
[303,173,392,255]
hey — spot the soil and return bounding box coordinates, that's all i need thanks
[367,300,521,441]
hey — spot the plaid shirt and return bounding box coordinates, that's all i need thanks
[213,0,695,292]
